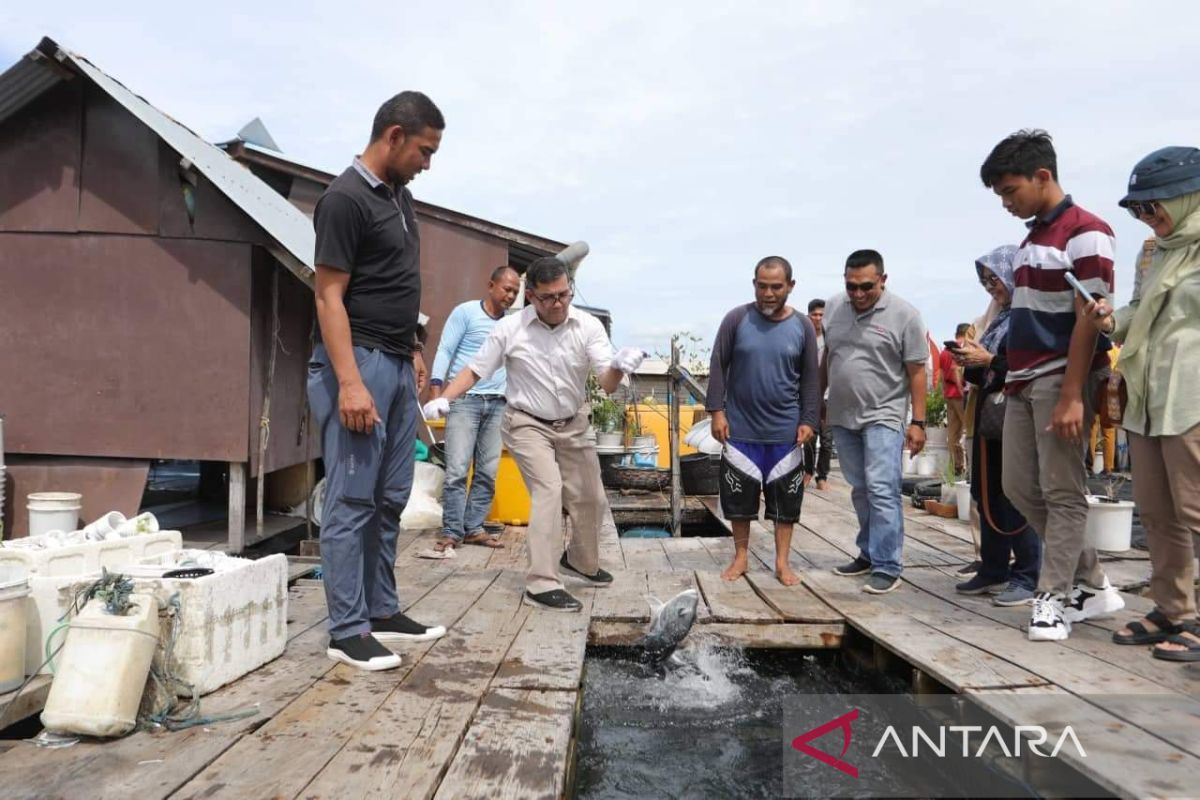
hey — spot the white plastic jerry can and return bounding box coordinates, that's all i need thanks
[41,592,159,737]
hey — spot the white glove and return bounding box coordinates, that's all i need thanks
[422,398,450,419]
[610,346,646,374]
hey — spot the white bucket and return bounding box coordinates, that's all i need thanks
[954,481,971,522]
[901,449,915,474]
[81,511,127,541]
[1091,452,1104,475]
[27,492,82,539]
[41,592,160,737]
[115,512,159,537]
[0,565,30,692]
[631,435,657,450]
[1085,496,1134,552]
[915,453,938,477]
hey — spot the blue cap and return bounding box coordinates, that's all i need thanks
[1119,146,1200,206]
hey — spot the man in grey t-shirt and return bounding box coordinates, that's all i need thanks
[822,249,929,595]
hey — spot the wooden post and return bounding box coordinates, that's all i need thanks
[255,265,281,536]
[669,338,682,537]
[228,461,246,553]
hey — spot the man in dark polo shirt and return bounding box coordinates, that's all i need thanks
[308,91,447,671]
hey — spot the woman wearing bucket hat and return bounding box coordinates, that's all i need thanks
[950,246,1042,606]
[1086,146,1200,662]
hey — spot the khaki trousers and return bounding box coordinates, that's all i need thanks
[502,408,604,594]
[1128,426,1200,621]
[1002,372,1106,595]
[946,396,967,474]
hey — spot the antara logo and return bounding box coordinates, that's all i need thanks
[791,709,1087,778]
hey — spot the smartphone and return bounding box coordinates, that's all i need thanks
[942,340,961,352]
[1063,271,1112,316]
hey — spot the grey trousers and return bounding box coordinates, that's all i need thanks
[502,409,604,595]
[307,344,416,639]
[1001,371,1106,596]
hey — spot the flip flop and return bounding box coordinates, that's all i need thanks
[416,539,459,560]
[462,532,505,549]
[1152,620,1200,662]
[1112,608,1181,645]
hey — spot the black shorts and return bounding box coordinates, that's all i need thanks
[719,440,806,523]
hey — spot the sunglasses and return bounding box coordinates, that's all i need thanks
[845,281,877,293]
[1126,200,1160,219]
[532,289,574,305]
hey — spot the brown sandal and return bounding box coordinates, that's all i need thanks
[462,532,505,549]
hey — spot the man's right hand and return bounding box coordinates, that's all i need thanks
[711,410,729,443]
[423,397,450,420]
[340,380,381,433]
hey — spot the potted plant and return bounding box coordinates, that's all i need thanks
[591,397,624,448]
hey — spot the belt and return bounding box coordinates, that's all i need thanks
[467,393,506,400]
[515,408,576,429]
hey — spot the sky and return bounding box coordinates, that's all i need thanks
[4,1,1199,351]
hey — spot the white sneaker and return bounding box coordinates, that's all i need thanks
[1062,577,1125,623]
[1028,593,1070,641]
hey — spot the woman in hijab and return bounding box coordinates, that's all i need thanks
[1087,146,1200,661]
[950,246,1042,606]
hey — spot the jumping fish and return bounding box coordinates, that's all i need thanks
[642,589,700,663]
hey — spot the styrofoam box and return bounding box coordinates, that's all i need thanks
[132,551,289,695]
[0,531,182,577]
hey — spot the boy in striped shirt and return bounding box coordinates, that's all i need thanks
[980,129,1124,641]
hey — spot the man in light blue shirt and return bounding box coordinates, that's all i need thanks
[428,265,522,552]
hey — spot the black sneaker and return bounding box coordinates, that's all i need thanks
[327,633,402,671]
[955,574,1006,595]
[523,589,583,613]
[371,612,447,643]
[559,553,613,586]
[833,556,872,577]
[956,560,982,576]
[862,573,901,595]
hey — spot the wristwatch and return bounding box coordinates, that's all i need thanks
[910,419,926,429]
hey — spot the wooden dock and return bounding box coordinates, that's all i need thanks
[0,472,1194,799]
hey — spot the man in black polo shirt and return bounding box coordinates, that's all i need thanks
[308,91,446,671]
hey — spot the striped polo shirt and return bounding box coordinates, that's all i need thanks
[1005,196,1115,391]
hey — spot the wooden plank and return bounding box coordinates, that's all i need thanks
[660,537,720,570]
[432,689,575,800]
[590,569,649,621]
[285,582,329,640]
[800,504,963,568]
[0,675,51,727]
[485,526,529,571]
[743,573,843,624]
[173,570,501,800]
[597,506,625,570]
[971,687,1200,800]
[286,556,317,583]
[693,570,781,623]
[298,571,531,799]
[228,461,247,554]
[493,588,595,690]
[620,538,672,571]
[588,620,844,649]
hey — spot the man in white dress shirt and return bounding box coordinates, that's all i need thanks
[423,257,645,611]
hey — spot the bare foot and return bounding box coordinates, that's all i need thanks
[816,479,829,490]
[775,563,801,586]
[721,558,748,581]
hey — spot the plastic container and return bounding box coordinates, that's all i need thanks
[596,432,624,448]
[0,565,30,693]
[901,449,916,475]
[916,453,938,477]
[41,592,159,737]
[954,481,971,522]
[625,404,702,468]
[81,511,126,541]
[1085,496,1135,552]
[486,447,531,526]
[27,492,82,538]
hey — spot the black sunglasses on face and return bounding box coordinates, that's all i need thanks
[1127,200,1160,219]
[845,281,876,293]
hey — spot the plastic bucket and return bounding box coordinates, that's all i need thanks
[81,511,127,541]
[680,453,721,495]
[27,492,82,538]
[954,481,971,522]
[0,565,30,692]
[596,432,624,448]
[1085,496,1134,552]
[916,453,938,477]
[901,449,916,475]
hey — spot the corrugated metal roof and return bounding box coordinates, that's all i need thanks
[0,38,315,286]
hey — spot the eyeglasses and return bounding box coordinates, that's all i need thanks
[845,281,877,294]
[532,289,574,305]
[1126,200,1160,219]
[979,273,1001,289]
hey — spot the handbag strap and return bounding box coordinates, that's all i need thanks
[977,437,1029,536]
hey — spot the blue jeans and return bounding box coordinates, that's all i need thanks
[832,424,905,577]
[307,344,416,640]
[441,394,506,540]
